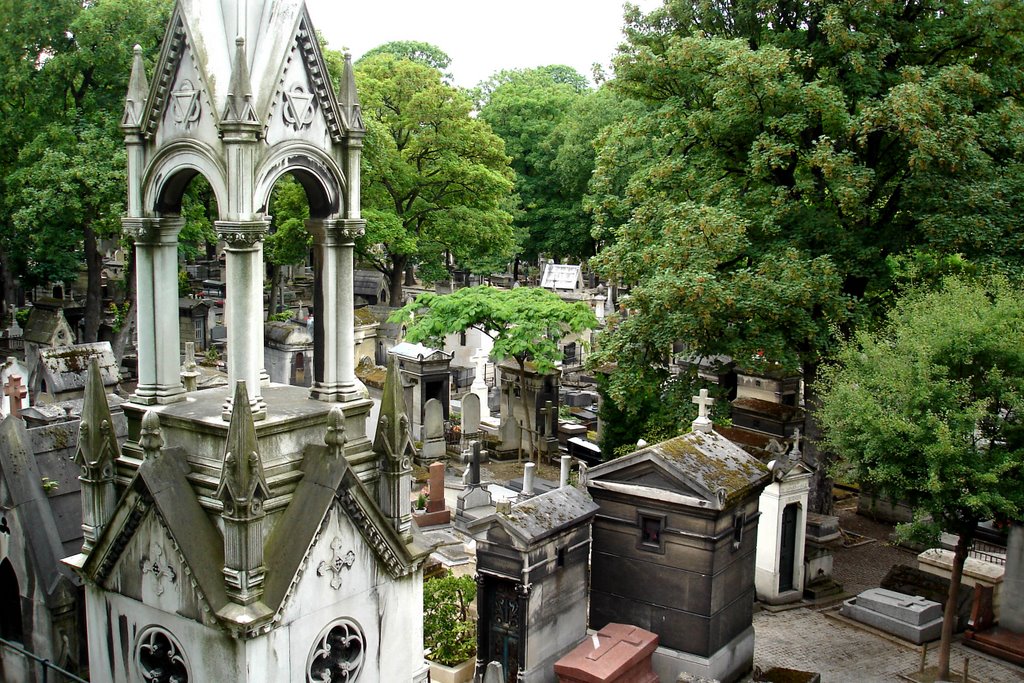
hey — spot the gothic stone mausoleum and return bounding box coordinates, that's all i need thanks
[62,1,431,681]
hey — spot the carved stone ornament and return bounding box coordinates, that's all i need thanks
[317,537,355,590]
[140,546,177,596]
[307,618,365,683]
[283,84,316,130]
[135,626,190,683]
[170,79,201,130]
[216,222,268,249]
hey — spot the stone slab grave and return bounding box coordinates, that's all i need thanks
[881,563,973,631]
[554,623,659,683]
[839,588,943,644]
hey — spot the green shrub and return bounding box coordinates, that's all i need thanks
[423,571,476,666]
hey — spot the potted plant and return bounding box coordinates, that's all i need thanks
[423,571,477,683]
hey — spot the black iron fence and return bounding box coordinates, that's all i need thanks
[0,636,88,683]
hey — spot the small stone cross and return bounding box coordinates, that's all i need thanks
[539,400,557,437]
[140,547,177,596]
[4,373,27,418]
[692,388,714,420]
[317,538,355,590]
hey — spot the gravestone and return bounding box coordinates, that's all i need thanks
[462,392,481,452]
[455,442,494,530]
[539,400,559,457]
[4,374,27,419]
[0,357,30,415]
[181,341,200,392]
[471,348,491,421]
[413,462,450,528]
[469,485,599,683]
[803,513,844,601]
[839,588,943,644]
[419,398,446,464]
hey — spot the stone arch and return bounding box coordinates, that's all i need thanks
[0,557,24,643]
[254,143,345,220]
[143,140,229,216]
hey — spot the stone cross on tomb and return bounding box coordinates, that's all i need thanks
[691,388,714,433]
[539,400,557,437]
[4,373,27,418]
[471,348,489,389]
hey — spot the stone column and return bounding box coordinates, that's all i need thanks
[216,220,268,420]
[124,217,186,405]
[308,218,365,403]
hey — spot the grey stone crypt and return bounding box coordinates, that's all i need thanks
[63,1,431,681]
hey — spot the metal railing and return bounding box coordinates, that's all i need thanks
[0,636,88,683]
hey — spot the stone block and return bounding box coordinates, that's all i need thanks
[804,513,840,544]
[854,588,943,626]
[554,623,659,683]
[839,593,943,644]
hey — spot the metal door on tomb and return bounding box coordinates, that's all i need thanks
[487,580,521,683]
[780,503,798,592]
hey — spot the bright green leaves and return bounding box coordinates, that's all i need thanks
[818,277,1024,534]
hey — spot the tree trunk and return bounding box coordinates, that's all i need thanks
[938,531,971,680]
[268,263,281,318]
[513,257,520,283]
[83,223,103,343]
[404,263,416,287]
[0,245,15,318]
[388,254,407,305]
[803,360,834,515]
[111,246,137,365]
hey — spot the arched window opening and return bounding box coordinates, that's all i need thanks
[0,558,25,643]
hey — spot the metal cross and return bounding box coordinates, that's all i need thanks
[317,538,355,590]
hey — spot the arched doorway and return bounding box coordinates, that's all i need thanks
[0,557,25,643]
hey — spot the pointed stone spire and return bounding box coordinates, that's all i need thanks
[338,51,364,134]
[75,358,120,553]
[121,44,149,131]
[222,36,260,127]
[325,405,347,459]
[374,355,414,540]
[216,380,270,605]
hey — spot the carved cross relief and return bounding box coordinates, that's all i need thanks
[140,546,177,596]
[317,537,355,590]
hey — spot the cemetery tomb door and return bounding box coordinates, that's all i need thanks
[780,503,798,592]
[0,558,24,642]
[485,578,521,683]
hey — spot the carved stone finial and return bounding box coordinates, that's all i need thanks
[122,43,149,130]
[338,51,364,133]
[222,34,260,127]
[216,381,269,517]
[373,355,414,462]
[139,411,164,458]
[75,358,119,473]
[325,406,347,458]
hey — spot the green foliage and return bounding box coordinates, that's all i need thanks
[391,286,597,372]
[479,67,595,263]
[359,40,452,79]
[818,276,1024,538]
[108,301,130,332]
[268,311,293,322]
[178,176,217,260]
[178,270,191,298]
[14,309,29,328]
[355,54,515,299]
[589,0,1024,432]
[422,572,476,667]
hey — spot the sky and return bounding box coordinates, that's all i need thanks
[305,0,663,89]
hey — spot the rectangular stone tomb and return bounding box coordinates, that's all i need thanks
[554,623,659,683]
[840,588,943,644]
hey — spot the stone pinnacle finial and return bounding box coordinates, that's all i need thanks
[216,380,269,517]
[222,34,259,126]
[339,51,364,133]
[76,358,119,471]
[373,355,413,461]
[122,43,149,130]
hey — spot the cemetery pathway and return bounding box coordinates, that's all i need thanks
[751,497,1023,681]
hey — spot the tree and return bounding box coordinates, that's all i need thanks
[817,277,1024,680]
[390,285,597,458]
[1,0,171,340]
[590,0,1024,512]
[358,40,452,80]
[265,175,311,315]
[355,53,515,303]
[478,67,591,269]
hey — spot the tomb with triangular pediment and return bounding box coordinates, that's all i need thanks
[584,393,771,683]
[63,2,433,681]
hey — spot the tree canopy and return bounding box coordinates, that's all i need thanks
[354,52,515,302]
[358,40,452,79]
[588,0,1024,509]
[817,276,1024,678]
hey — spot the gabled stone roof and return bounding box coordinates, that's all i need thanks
[37,342,120,395]
[481,486,598,548]
[587,430,770,510]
